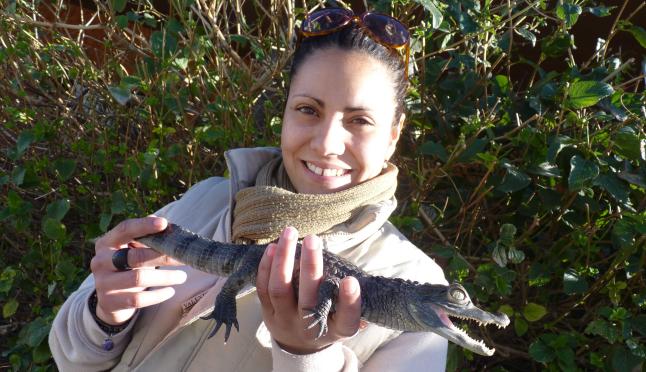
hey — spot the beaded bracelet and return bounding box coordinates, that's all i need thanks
[88,290,131,351]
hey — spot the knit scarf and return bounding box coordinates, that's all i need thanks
[231,156,398,244]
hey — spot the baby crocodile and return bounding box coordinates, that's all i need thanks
[136,223,509,356]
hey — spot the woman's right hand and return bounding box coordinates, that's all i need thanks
[90,216,187,326]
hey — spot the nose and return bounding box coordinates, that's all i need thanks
[310,116,346,156]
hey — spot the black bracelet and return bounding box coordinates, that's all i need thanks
[88,290,131,350]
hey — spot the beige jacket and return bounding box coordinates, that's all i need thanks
[49,147,448,371]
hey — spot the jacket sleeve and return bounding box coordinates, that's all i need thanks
[270,338,360,372]
[48,274,140,371]
[362,332,448,371]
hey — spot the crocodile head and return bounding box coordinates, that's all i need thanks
[407,282,510,356]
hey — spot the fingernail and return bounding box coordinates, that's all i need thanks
[266,244,276,258]
[152,218,166,229]
[283,226,297,240]
[344,278,358,295]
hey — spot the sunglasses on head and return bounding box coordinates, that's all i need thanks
[298,8,411,79]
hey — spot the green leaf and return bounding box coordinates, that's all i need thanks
[585,319,622,344]
[499,223,517,246]
[594,174,631,207]
[515,317,528,336]
[612,219,635,250]
[529,337,555,363]
[419,141,448,162]
[547,135,572,162]
[523,302,547,322]
[492,243,507,267]
[492,75,510,96]
[585,6,615,17]
[516,27,536,47]
[3,298,18,318]
[614,126,645,161]
[151,30,178,58]
[612,346,642,371]
[556,3,582,28]
[0,267,17,293]
[116,14,128,28]
[415,0,444,29]
[457,138,488,162]
[108,85,131,106]
[43,218,67,240]
[111,191,126,214]
[11,166,25,185]
[16,130,35,159]
[54,159,76,181]
[563,268,589,294]
[46,199,71,221]
[497,166,531,193]
[507,247,525,264]
[100,213,112,232]
[567,81,614,109]
[527,162,561,177]
[568,155,599,191]
[622,25,646,49]
[111,0,127,13]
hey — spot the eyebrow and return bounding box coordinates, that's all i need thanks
[293,94,372,113]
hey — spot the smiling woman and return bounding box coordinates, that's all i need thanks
[49,7,449,372]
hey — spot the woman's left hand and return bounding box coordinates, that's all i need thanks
[256,226,362,354]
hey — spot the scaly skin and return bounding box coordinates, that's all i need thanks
[136,223,510,356]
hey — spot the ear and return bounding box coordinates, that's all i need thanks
[386,113,405,160]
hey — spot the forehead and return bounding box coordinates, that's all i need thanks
[289,48,397,111]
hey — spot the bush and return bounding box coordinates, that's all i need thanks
[1,0,644,370]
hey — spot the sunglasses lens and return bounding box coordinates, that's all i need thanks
[302,8,353,33]
[362,13,410,46]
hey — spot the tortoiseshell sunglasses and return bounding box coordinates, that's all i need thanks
[298,8,411,79]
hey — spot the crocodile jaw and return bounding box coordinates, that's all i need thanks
[430,305,501,356]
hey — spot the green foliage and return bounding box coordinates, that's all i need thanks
[1,0,644,370]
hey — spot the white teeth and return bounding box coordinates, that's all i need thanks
[306,162,347,177]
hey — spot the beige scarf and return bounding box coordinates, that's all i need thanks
[231,157,398,244]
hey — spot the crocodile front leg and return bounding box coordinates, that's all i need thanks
[303,276,341,339]
[202,266,253,342]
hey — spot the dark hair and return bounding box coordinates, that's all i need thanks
[289,23,408,126]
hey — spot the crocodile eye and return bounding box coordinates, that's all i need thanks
[450,288,467,302]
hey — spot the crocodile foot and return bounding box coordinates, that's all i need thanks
[201,296,240,342]
[303,277,339,339]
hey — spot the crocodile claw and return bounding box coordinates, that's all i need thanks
[304,309,329,339]
[201,297,240,342]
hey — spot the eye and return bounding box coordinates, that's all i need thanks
[350,117,373,126]
[449,288,468,303]
[297,105,317,116]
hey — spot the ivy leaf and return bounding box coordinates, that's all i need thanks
[523,302,547,322]
[43,218,67,241]
[568,155,599,191]
[46,199,70,221]
[497,166,531,193]
[457,138,488,162]
[614,126,645,161]
[556,3,582,28]
[594,174,632,207]
[415,0,444,29]
[527,162,561,177]
[419,141,448,162]
[516,27,536,47]
[529,337,555,363]
[54,159,76,181]
[111,0,127,13]
[585,6,615,17]
[515,317,528,336]
[108,85,131,106]
[567,81,614,109]
[3,298,18,318]
[563,268,589,294]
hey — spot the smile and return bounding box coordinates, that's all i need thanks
[305,161,350,177]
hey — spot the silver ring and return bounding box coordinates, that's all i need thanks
[112,248,132,271]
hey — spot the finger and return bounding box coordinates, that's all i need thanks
[127,245,184,268]
[96,269,187,292]
[99,286,177,312]
[267,227,298,311]
[256,243,276,313]
[330,276,362,338]
[298,235,323,311]
[96,216,167,253]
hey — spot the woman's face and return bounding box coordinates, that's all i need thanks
[281,48,402,194]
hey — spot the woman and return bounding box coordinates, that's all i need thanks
[49,8,448,371]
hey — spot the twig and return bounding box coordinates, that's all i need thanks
[5,13,105,30]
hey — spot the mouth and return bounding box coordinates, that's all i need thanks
[304,161,351,177]
[430,305,509,356]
